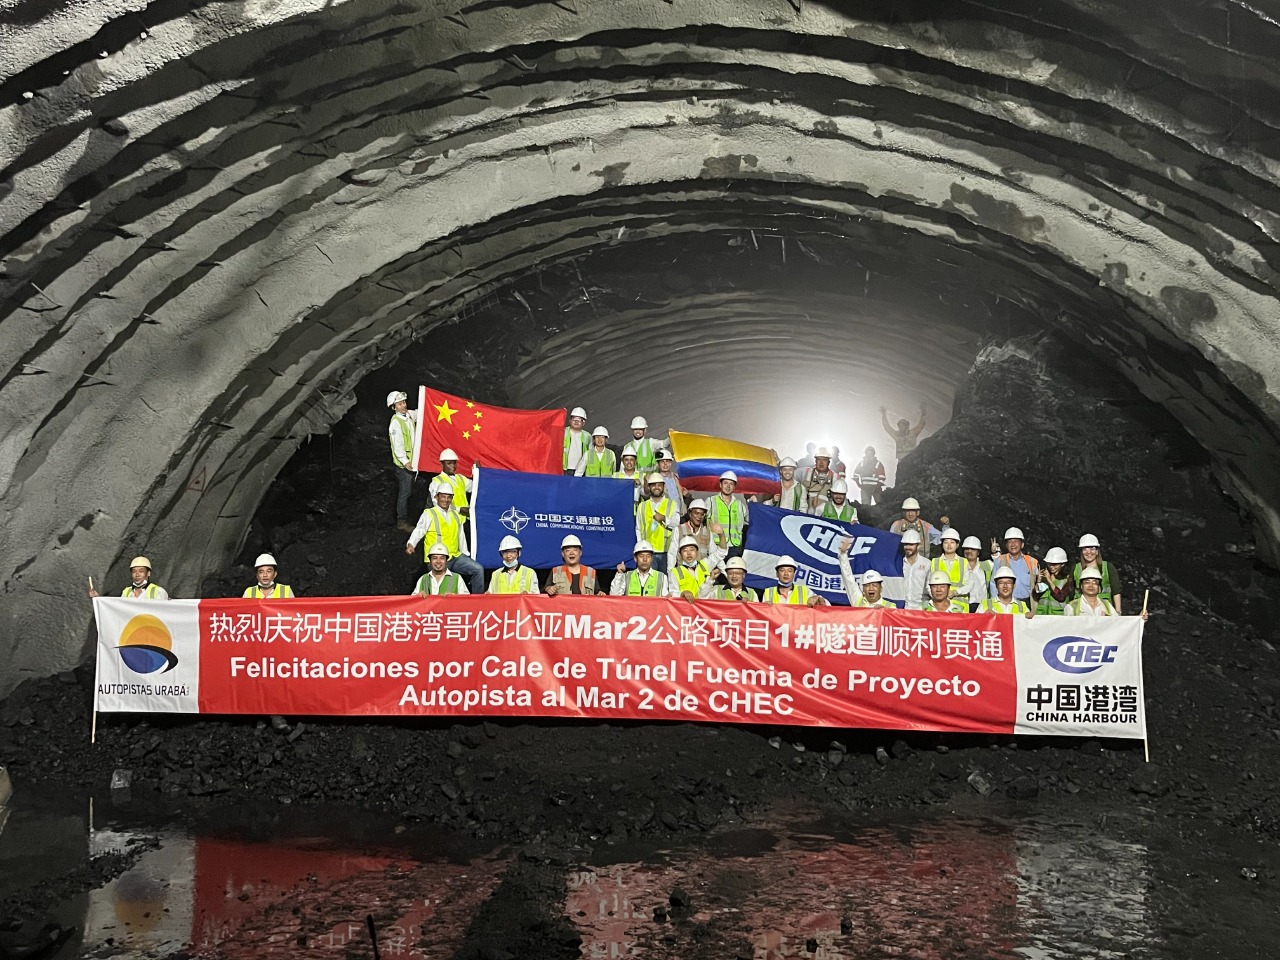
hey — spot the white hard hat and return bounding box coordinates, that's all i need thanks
[630,416,648,430]
[1044,546,1068,564]
[439,448,458,462]
[719,470,738,483]
[128,556,152,570]
[430,480,453,498]
[1078,566,1104,581]
[778,457,797,468]
[1078,533,1100,548]
[254,553,277,568]
[646,472,665,486]
[940,528,960,542]
[569,406,587,419]
[927,570,952,586]
[830,480,848,494]
[386,390,407,408]
[427,542,449,557]
[725,557,748,571]
[657,449,673,460]
[592,425,609,438]
[775,555,799,569]
[900,530,922,544]
[633,539,655,555]
[688,499,708,511]
[678,536,700,551]
[815,447,832,458]
[901,497,921,510]
[1004,527,1024,540]
[560,534,583,549]
[621,443,637,458]
[860,570,884,585]
[992,565,1017,581]
[961,536,982,550]
[498,535,522,552]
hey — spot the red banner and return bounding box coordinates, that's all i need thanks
[413,386,563,477]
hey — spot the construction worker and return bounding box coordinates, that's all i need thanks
[628,417,658,473]
[655,449,682,503]
[852,446,886,505]
[614,444,643,505]
[761,556,828,606]
[1032,547,1074,615]
[979,566,1034,617]
[669,536,714,600]
[405,481,485,594]
[1073,534,1124,613]
[89,556,169,599]
[830,446,848,478]
[546,534,601,596]
[924,571,969,613]
[243,553,295,598]
[611,540,670,597]
[989,527,1039,603]
[899,529,929,610]
[636,473,679,573]
[819,480,858,523]
[487,535,539,594]
[772,457,807,512]
[1066,567,1146,618]
[960,536,992,611]
[674,499,716,564]
[797,442,817,472]
[563,406,590,476]
[929,528,965,599]
[584,427,617,477]
[836,537,893,608]
[881,402,927,458]
[800,447,837,511]
[708,470,750,558]
[434,449,472,518]
[387,390,418,532]
[412,543,469,595]
[707,557,757,601]
[889,498,945,558]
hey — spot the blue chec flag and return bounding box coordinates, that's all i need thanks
[471,467,637,569]
[741,504,905,606]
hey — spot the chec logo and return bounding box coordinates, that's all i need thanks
[500,506,529,533]
[117,614,179,675]
[1042,635,1118,676]
[779,515,877,565]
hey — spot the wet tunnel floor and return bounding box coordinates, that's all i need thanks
[2,786,1277,960]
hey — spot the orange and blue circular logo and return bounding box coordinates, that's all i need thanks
[117,614,179,674]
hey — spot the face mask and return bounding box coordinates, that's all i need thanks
[503,558,518,569]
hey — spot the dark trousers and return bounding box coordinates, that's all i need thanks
[393,466,414,521]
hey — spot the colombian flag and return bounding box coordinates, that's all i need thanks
[669,430,780,497]
[413,387,564,477]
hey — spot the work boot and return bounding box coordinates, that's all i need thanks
[396,520,414,533]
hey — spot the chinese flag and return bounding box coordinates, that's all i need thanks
[413,387,564,477]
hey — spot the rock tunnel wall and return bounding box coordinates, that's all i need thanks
[2,0,1280,693]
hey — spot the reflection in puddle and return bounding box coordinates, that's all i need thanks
[569,819,1152,959]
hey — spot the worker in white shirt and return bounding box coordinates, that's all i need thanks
[923,571,969,613]
[655,449,682,503]
[614,444,644,506]
[1065,566,1147,619]
[836,537,895,608]
[708,471,750,558]
[412,543,469,595]
[405,482,485,593]
[707,557,758,601]
[487,535,540,594]
[584,427,617,477]
[899,529,929,610]
[669,536,715,600]
[89,556,170,600]
[819,480,858,523]
[960,535,992,611]
[628,417,658,473]
[928,528,966,598]
[387,390,418,532]
[563,406,590,476]
[636,473,679,573]
[979,566,1034,617]
[772,457,807,512]
[611,540,670,597]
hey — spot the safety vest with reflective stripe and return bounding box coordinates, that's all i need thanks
[563,428,589,469]
[672,561,709,597]
[853,595,896,609]
[121,583,161,599]
[625,570,662,597]
[711,585,758,602]
[1071,561,1116,600]
[631,437,656,472]
[243,583,295,599]
[924,600,970,614]
[423,507,463,559]
[433,473,469,510]
[762,583,812,605]
[821,501,858,523]
[585,448,616,477]
[1065,597,1116,616]
[414,572,463,595]
[639,498,677,551]
[391,414,414,467]
[1036,575,1072,616]
[929,555,966,588]
[489,566,537,595]
[979,597,1027,614]
[777,482,807,512]
[709,496,746,547]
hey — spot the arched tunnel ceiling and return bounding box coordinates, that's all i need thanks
[3,0,1280,690]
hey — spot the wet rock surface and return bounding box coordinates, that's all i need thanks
[2,339,1279,955]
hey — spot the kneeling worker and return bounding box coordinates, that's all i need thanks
[89,556,169,600]
[979,566,1033,617]
[488,535,539,594]
[924,571,969,613]
[611,540,670,597]
[708,557,758,601]
[405,481,485,594]
[836,537,894,608]
[412,543,469,595]
[244,554,295,598]
[762,556,829,606]
[546,535,601,596]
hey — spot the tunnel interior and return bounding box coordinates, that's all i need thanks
[4,0,1280,692]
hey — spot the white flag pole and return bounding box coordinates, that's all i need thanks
[90,597,102,745]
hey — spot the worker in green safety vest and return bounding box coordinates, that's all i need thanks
[669,536,715,600]
[412,542,469,595]
[487,535,540,594]
[1072,533,1124,613]
[89,555,170,600]
[820,479,858,523]
[583,426,617,477]
[628,416,658,474]
[563,406,590,476]
[243,553,296,599]
[708,557,758,601]
[979,566,1033,617]
[387,390,419,532]
[709,471,750,556]
[761,555,829,606]
[923,571,970,613]
[610,540,670,597]
[405,482,486,593]
[1034,547,1075,615]
[433,448,472,518]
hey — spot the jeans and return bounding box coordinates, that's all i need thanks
[448,555,486,594]
[393,466,414,521]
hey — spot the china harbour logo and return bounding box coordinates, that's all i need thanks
[116,614,179,675]
[779,515,878,566]
[500,506,530,533]
[1042,636,1118,676]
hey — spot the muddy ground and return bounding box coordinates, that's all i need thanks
[2,336,1279,958]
